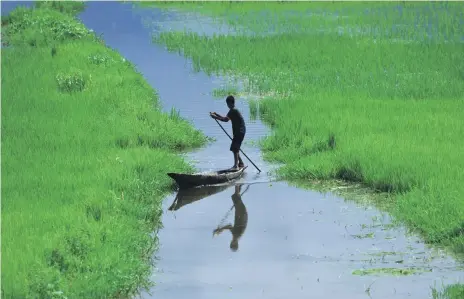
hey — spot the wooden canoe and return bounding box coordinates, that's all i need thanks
[167,166,247,189]
[168,184,232,211]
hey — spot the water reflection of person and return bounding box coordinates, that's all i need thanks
[213,184,248,252]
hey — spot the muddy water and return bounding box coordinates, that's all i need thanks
[3,1,462,298]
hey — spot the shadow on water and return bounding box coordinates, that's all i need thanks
[168,184,232,212]
[212,184,250,253]
[3,1,462,298]
[168,183,250,253]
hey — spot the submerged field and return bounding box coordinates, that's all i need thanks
[142,1,464,297]
[1,2,206,298]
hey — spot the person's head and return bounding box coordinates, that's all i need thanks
[230,239,239,252]
[226,95,235,109]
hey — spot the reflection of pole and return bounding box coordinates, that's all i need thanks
[240,184,251,196]
[217,204,234,228]
[237,180,280,188]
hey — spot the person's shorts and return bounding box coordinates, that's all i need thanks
[230,133,245,153]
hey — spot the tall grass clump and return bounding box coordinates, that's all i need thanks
[1,4,207,299]
[2,5,92,47]
[432,284,464,299]
[211,85,240,98]
[34,0,86,15]
[149,0,464,285]
[55,70,90,93]
[248,99,259,121]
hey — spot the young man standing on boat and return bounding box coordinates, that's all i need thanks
[210,95,246,171]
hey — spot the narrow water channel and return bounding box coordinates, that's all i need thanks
[2,1,462,298]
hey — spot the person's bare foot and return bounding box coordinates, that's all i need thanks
[230,166,240,171]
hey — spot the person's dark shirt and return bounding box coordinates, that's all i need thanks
[227,107,246,136]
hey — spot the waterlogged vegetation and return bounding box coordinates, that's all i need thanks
[432,284,464,299]
[352,267,431,276]
[140,0,464,295]
[211,86,240,98]
[1,2,206,298]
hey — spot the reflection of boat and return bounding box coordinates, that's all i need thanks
[168,184,232,211]
[167,166,247,189]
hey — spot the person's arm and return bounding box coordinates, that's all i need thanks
[213,224,233,236]
[210,112,230,122]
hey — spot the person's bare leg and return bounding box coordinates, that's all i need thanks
[231,152,239,170]
[238,154,244,168]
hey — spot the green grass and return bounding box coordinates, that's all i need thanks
[211,86,240,98]
[352,267,431,276]
[433,284,464,299]
[140,1,464,296]
[1,2,207,298]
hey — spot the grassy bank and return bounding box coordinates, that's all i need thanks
[1,2,206,298]
[140,1,464,296]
